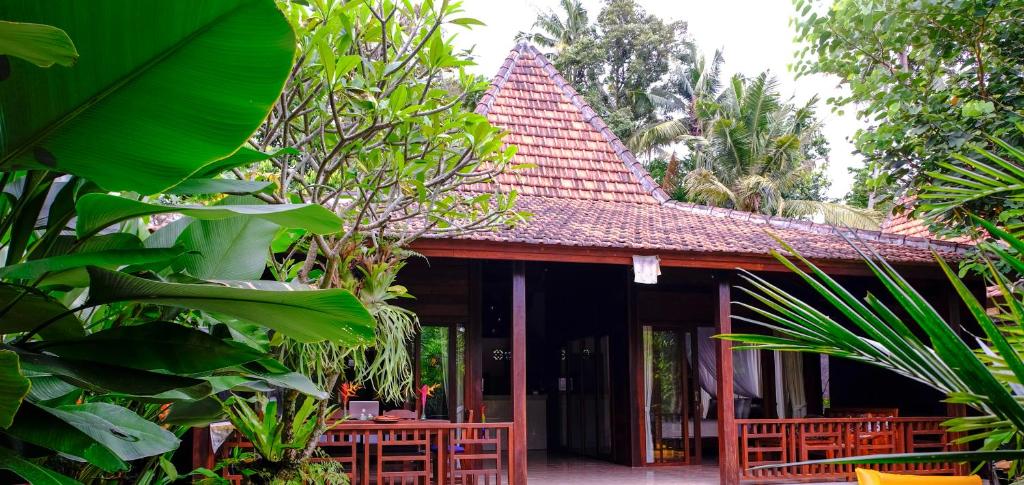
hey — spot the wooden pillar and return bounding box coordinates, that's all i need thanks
[511,262,528,485]
[945,288,969,475]
[715,274,739,485]
[465,261,482,421]
[627,279,644,466]
[191,427,214,471]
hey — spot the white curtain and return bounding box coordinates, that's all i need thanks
[783,352,807,418]
[696,327,762,418]
[643,327,654,463]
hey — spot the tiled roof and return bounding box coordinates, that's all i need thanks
[881,199,973,244]
[434,43,967,263]
[466,44,667,203]
[447,197,960,263]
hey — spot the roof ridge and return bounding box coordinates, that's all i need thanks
[662,200,969,253]
[477,43,671,204]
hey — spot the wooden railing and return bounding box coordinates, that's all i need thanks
[736,417,964,482]
[216,421,514,485]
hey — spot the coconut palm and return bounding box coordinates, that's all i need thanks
[515,0,592,56]
[684,73,880,229]
[628,44,725,158]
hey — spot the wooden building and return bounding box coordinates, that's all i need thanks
[399,44,977,484]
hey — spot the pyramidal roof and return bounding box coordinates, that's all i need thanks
[428,43,967,265]
[473,43,668,204]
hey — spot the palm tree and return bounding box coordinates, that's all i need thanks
[515,0,592,57]
[628,44,725,158]
[646,71,880,229]
[720,135,1024,475]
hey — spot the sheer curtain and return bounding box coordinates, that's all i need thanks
[643,327,654,463]
[697,327,762,418]
[782,352,807,418]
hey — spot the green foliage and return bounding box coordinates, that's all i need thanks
[0,0,296,194]
[918,125,1024,238]
[0,2,382,483]
[677,73,879,228]
[844,159,896,215]
[223,394,325,464]
[719,133,1024,476]
[0,350,30,428]
[0,20,77,67]
[791,0,1024,235]
[520,0,690,138]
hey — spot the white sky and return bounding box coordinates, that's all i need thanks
[453,0,862,199]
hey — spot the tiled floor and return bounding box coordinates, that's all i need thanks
[527,452,724,484]
[526,452,854,484]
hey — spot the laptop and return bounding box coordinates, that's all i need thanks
[348,401,379,420]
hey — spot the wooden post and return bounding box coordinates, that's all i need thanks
[511,261,528,485]
[627,279,644,466]
[715,274,739,485]
[945,288,969,475]
[191,427,214,471]
[465,261,482,421]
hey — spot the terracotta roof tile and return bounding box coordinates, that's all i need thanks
[441,44,967,263]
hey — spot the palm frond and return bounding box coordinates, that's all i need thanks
[683,168,735,208]
[919,125,1024,229]
[781,200,883,229]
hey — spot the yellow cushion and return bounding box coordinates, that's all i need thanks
[855,468,981,485]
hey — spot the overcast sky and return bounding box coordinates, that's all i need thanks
[453,0,861,199]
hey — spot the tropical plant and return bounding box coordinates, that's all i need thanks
[227,0,525,478]
[0,2,377,483]
[719,135,1024,478]
[791,0,1024,237]
[514,0,592,56]
[515,0,689,139]
[628,44,725,158]
[678,73,880,229]
[220,394,332,483]
[918,124,1024,240]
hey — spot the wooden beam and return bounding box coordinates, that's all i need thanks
[410,238,955,278]
[715,274,739,485]
[511,261,528,485]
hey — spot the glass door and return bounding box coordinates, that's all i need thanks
[417,324,465,420]
[643,326,690,464]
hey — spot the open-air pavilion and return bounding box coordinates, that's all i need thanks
[199,43,981,485]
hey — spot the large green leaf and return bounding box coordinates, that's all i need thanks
[40,321,265,374]
[166,178,273,196]
[176,196,279,280]
[241,359,327,399]
[18,351,210,398]
[0,350,30,428]
[86,267,375,344]
[0,20,77,68]
[39,402,177,462]
[6,402,126,472]
[76,194,343,238]
[0,0,295,194]
[0,247,186,287]
[0,446,80,485]
[0,285,84,340]
[193,146,299,179]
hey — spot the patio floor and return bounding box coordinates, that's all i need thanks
[526,452,854,485]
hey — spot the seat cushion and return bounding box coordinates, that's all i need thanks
[856,468,982,485]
